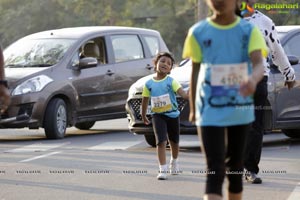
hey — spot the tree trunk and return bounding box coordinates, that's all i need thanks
[197,0,208,21]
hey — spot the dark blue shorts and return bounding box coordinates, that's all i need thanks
[152,114,180,145]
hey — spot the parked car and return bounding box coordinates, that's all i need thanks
[126,25,300,147]
[2,26,169,139]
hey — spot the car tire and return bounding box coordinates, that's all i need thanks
[282,129,300,138]
[75,121,95,130]
[44,98,67,139]
[144,134,156,147]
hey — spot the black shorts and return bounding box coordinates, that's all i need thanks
[152,114,180,145]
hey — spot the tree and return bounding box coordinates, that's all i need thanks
[0,0,298,61]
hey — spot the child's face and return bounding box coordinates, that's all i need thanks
[155,56,173,74]
[206,0,237,15]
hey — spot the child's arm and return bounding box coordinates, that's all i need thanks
[240,50,264,97]
[141,97,150,125]
[189,62,201,123]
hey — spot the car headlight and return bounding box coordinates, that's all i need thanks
[12,75,53,96]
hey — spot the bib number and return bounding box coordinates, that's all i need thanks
[151,94,172,113]
[211,63,248,96]
[211,63,248,86]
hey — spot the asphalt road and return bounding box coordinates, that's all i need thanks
[0,118,299,200]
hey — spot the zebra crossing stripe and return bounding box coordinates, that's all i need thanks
[87,141,141,150]
[19,151,61,163]
[5,143,68,153]
[179,141,200,147]
[287,182,300,200]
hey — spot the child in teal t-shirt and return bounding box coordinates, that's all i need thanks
[182,0,268,199]
[141,52,188,180]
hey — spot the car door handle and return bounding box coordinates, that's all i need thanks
[146,64,154,70]
[106,70,114,76]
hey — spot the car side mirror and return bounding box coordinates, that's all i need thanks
[76,57,98,70]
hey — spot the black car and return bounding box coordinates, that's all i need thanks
[126,25,300,147]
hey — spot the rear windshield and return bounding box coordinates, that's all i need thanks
[4,38,76,68]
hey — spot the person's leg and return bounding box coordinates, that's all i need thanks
[244,76,268,183]
[227,192,242,200]
[203,194,223,200]
[157,141,167,165]
[226,124,250,200]
[167,116,180,174]
[169,140,179,159]
[167,116,180,159]
[152,114,168,179]
[200,126,226,198]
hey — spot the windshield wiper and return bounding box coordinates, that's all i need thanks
[5,64,26,68]
[26,64,53,67]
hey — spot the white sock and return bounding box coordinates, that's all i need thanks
[170,158,177,163]
[159,164,168,173]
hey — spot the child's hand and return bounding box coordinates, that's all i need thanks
[285,80,296,90]
[142,116,150,125]
[189,112,196,124]
[239,77,256,97]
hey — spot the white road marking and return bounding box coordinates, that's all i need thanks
[180,135,200,147]
[5,143,68,153]
[87,137,201,150]
[287,182,300,200]
[19,151,61,163]
[87,141,141,150]
[179,140,200,147]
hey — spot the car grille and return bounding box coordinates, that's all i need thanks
[128,97,187,121]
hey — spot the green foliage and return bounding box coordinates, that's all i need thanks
[0,0,299,61]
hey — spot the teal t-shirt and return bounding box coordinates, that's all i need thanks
[182,17,268,126]
[142,75,182,118]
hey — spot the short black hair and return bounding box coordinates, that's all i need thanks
[153,52,175,68]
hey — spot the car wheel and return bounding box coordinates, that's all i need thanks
[144,134,156,147]
[44,98,67,139]
[282,129,300,138]
[75,121,95,130]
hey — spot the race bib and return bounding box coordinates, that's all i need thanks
[151,94,172,113]
[211,62,248,86]
[210,63,248,96]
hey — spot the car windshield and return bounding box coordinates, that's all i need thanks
[4,38,76,68]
